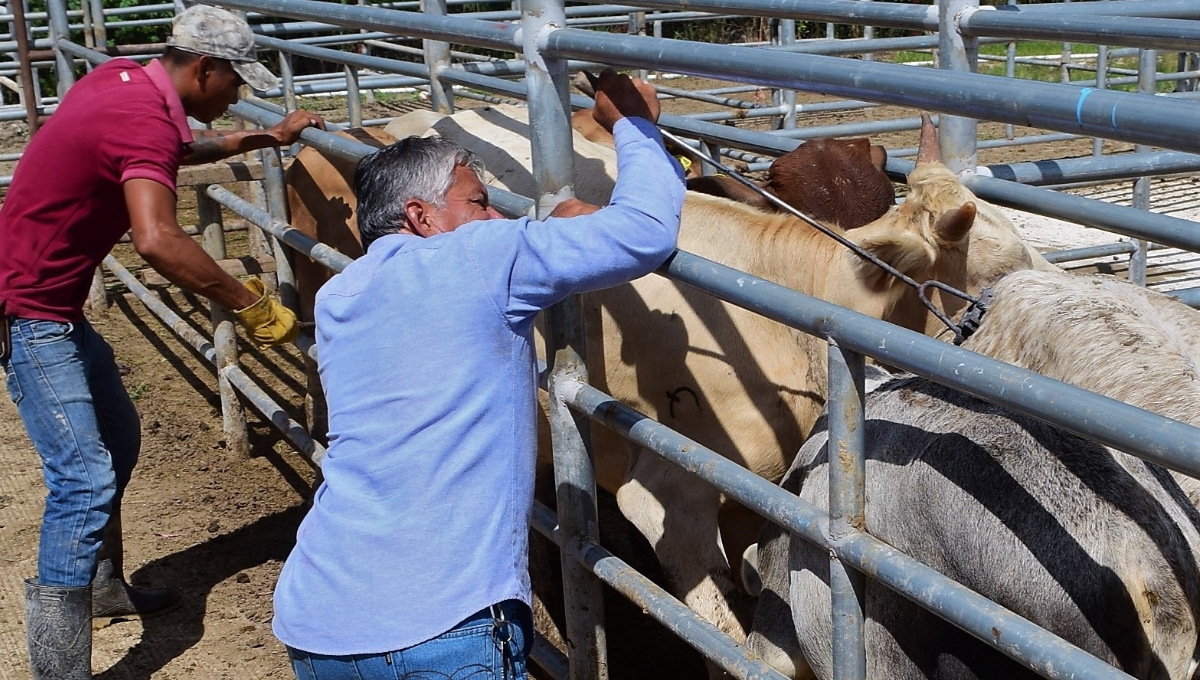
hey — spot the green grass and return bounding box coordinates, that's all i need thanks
[127,381,150,401]
[890,40,1188,92]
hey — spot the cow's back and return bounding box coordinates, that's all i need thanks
[777,377,1200,680]
[287,127,394,321]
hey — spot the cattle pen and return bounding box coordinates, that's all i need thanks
[10,0,1200,678]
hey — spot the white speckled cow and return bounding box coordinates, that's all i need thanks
[748,269,1200,680]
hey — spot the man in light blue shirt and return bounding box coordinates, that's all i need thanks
[273,70,685,680]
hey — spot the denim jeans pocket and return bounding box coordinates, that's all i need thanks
[21,319,74,346]
[403,623,500,680]
[286,647,318,680]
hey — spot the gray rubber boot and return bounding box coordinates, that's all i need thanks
[25,579,92,680]
[91,507,180,627]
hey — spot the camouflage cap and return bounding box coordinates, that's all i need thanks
[166,5,279,92]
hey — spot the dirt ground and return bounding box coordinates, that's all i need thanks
[0,70,1194,679]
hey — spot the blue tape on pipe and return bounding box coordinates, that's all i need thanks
[1076,87,1093,127]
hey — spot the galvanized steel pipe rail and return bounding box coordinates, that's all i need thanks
[215,0,1200,155]
[572,0,1200,51]
[246,32,1200,263]
[662,250,1200,478]
[556,372,1138,680]
[540,28,1200,153]
[206,185,356,276]
[528,502,793,680]
[47,7,1200,680]
[101,255,328,466]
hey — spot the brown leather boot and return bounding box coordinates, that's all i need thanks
[91,507,181,627]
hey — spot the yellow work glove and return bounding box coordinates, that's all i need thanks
[232,277,299,349]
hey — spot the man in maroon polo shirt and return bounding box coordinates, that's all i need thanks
[0,6,325,678]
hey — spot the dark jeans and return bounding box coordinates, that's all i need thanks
[287,600,533,680]
[2,317,139,587]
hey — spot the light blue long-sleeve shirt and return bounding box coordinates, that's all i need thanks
[272,117,685,655]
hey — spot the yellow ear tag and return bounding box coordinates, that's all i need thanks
[676,155,692,173]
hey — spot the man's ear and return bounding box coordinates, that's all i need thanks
[404,198,436,238]
[195,55,216,87]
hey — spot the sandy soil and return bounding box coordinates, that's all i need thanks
[0,73,1196,680]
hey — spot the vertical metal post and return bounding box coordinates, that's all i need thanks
[861,0,874,62]
[79,0,94,50]
[280,52,297,113]
[48,0,100,311]
[31,66,43,109]
[700,140,721,176]
[232,118,273,261]
[345,64,363,127]
[11,0,39,135]
[827,341,866,680]
[826,22,834,40]
[88,0,106,47]
[198,187,226,262]
[629,11,647,81]
[198,188,249,457]
[1092,44,1109,157]
[522,0,607,676]
[1060,0,1072,84]
[358,0,375,104]
[937,0,979,175]
[422,0,455,114]
[1003,0,1015,141]
[247,179,273,261]
[278,52,300,157]
[1130,49,1157,287]
[1176,53,1191,92]
[87,270,108,315]
[45,0,75,97]
[259,147,298,312]
[773,19,796,129]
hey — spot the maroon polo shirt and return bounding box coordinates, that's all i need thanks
[0,58,193,322]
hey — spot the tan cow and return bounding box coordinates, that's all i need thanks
[284,104,1030,650]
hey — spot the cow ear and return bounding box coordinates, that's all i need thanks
[850,232,935,292]
[869,144,888,171]
[933,202,976,246]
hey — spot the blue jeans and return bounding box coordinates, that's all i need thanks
[2,317,140,587]
[287,600,533,680]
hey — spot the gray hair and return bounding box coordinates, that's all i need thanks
[354,135,487,249]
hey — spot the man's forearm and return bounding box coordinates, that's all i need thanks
[139,231,258,310]
[182,128,284,165]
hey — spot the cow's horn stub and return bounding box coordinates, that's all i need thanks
[574,71,598,97]
[917,113,940,164]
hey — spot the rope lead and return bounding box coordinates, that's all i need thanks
[655,127,987,343]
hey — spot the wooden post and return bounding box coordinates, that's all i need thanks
[198,187,249,457]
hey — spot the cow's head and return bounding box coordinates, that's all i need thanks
[822,115,977,335]
[765,137,896,229]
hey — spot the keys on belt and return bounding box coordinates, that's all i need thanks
[0,312,10,363]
